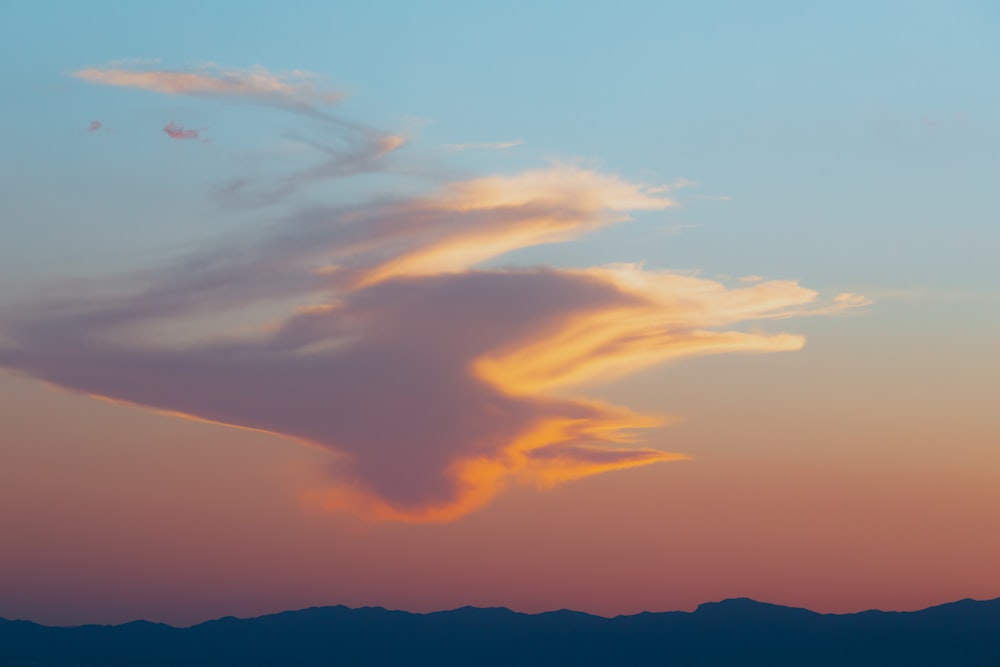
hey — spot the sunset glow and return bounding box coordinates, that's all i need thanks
[1,1,998,628]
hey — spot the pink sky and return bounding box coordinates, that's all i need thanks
[2,314,998,626]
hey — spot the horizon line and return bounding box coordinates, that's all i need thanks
[6,594,998,629]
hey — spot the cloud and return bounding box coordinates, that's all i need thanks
[72,62,402,205]
[12,63,871,521]
[107,57,162,67]
[646,178,698,194]
[74,64,343,118]
[163,121,202,141]
[220,132,406,207]
[0,159,867,522]
[445,139,525,152]
[87,120,102,133]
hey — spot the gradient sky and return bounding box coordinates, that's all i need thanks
[1,0,999,626]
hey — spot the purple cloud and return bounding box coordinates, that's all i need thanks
[0,163,868,521]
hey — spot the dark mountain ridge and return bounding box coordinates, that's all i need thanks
[2,596,999,666]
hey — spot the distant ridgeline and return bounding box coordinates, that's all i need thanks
[2,597,999,666]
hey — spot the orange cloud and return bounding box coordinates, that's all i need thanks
[351,166,673,286]
[0,162,868,522]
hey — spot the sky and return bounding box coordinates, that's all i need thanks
[1,0,999,626]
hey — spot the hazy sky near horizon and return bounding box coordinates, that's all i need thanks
[1,1,999,626]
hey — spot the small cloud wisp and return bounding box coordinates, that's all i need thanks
[163,121,202,141]
[445,139,526,152]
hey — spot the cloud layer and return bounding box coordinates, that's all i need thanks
[0,159,866,521]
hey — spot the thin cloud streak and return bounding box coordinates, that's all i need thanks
[0,163,866,522]
[220,132,406,207]
[75,62,401,205]
[445,139,525,152]
[74,64,344,118]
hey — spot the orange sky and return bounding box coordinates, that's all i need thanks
[3,303,998,625]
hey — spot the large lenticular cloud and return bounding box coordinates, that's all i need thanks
[0,64,869,521]
[0,166,866,521]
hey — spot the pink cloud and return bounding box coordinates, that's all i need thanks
[221,131,405,206]
[74,64,343,118]
[163,121,202,141]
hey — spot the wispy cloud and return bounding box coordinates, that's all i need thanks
[214,131,406,207]
[445,139,525,152]
[106,57,162,67]
[646,178,698,194]
[163,121,203,141]
[74,63,343,118]
[74,62,402,205]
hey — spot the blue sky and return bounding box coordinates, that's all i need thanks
[3,0,997,294]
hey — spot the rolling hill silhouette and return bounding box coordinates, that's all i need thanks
[2,596,998,666]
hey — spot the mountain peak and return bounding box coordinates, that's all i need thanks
[694,597,817,617]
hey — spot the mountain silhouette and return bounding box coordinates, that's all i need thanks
[2,597,999,666]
